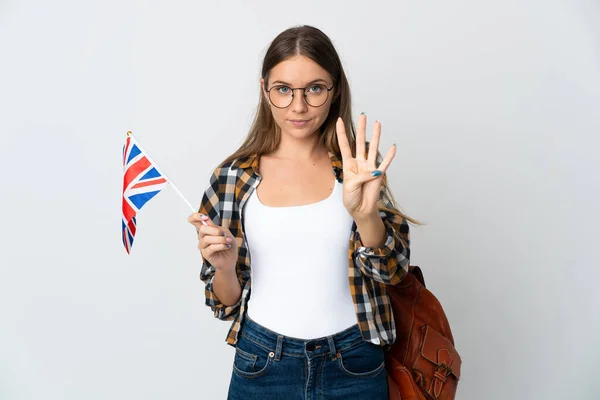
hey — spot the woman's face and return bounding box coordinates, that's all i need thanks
[260,55,335,141]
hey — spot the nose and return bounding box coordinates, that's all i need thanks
[290,89,309,112]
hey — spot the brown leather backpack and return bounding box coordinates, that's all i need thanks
[385,266,462,399]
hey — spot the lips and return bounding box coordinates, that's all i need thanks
[289,119,310,127]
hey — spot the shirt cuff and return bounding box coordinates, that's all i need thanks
[355,220,396,259]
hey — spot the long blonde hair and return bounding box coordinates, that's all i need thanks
[222,25,421,226]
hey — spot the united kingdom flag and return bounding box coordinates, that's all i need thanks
[122,132,168,253]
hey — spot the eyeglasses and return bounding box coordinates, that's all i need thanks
[265,83,335,109]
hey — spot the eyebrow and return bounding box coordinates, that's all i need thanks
[271,79,329,86]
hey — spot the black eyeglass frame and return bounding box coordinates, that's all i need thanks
[264,83,335,109]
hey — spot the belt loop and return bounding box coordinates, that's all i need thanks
[275,335,284,361]
[327,336,337,361]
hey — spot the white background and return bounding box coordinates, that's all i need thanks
[1,0,599,399]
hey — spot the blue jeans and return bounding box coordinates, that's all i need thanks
[228,315,388,399]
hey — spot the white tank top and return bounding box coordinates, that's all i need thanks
[243,176,358,339]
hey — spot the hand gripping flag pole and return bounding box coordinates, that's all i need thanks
[122,131,206,254]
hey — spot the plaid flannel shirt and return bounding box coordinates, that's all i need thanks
[197,151,410,348]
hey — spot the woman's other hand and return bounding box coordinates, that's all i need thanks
[187,213,238,272]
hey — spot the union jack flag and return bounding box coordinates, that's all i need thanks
[122,132,168,253]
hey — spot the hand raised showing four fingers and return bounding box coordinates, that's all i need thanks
[335,114,396,218]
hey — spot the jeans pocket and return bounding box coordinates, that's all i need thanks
[232,334,275,379]
[336,339,385,379]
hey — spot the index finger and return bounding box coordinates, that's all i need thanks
[198,224,224,238]
[336,117,353,161]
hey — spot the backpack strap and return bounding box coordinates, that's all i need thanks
[409,265,426,288]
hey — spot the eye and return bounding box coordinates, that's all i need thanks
[276,86,291,94]
[308,84,323,93]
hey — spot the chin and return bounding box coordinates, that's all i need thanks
[281,128,318,139]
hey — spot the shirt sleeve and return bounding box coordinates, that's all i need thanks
[352,208,411,286]
[197,167,242,321]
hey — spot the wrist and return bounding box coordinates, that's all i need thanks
[353,211,387,249]
[352,211,380,224]
[215,262,237,275]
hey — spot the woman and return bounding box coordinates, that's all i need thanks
[187,25,419,399]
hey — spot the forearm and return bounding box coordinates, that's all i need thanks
[212,266,242,307]
[354,212,387,248]
[352,209,410,285]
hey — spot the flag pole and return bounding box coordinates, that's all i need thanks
[126,131,197,213]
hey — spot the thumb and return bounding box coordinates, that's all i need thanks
[355,170,383,185]
[190,212,218,233]
[199,213,215,226]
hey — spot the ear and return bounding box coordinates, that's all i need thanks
[260,78,268,101]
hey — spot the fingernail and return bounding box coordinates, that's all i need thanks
[371,170,382,177]
[226,237,232,243]
[226,244,231,249]
[393,143,396,147]
[222,232,226,236]
[200,215,209,220]
[360,112,365,115]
